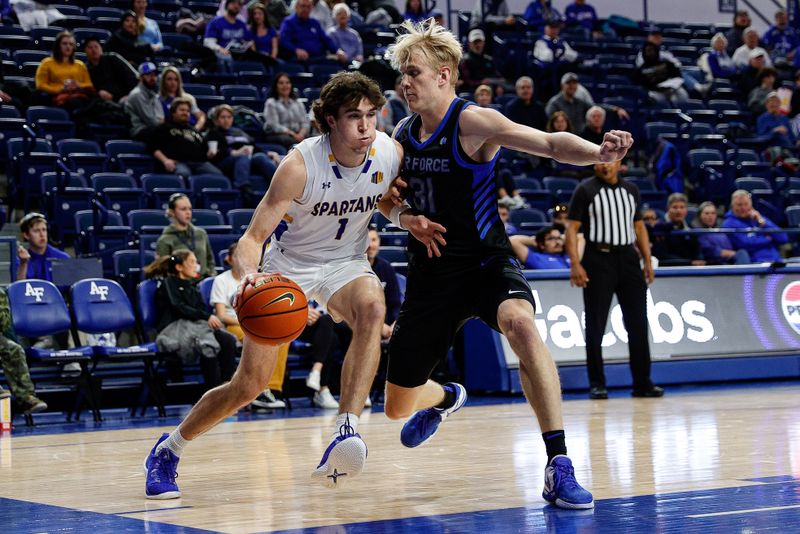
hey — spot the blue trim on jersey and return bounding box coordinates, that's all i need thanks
[453,100,501,241]
[407,98,460,150]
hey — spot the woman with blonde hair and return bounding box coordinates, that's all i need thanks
[159,66,206,130]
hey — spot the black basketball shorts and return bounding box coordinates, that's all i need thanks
[387,255,536,388]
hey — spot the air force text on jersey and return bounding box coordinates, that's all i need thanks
[310,194,383,217]
[404,156,451,173]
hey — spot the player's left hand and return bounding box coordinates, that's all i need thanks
[388,176,408,207]
[598,130,633,162]
[407,215,447,257]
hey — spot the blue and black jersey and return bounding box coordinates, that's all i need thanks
[395,98,513,266]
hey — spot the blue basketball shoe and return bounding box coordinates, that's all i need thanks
[144,433,181,499]
[542,455,594,509]
[400,382,467,448]
[312,416,368,489]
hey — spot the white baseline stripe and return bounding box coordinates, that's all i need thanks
[688,504,800,518]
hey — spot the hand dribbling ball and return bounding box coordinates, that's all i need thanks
[235,274,308,345]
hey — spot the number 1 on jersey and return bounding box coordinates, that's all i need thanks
[335,218,348,240]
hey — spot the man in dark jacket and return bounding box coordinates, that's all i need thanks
[651,193,705,266]
[149,97,222,178]
[84,37,138,102]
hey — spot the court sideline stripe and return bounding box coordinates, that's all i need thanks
[688,504,800,518]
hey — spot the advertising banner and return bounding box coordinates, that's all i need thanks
[501,272,800,366]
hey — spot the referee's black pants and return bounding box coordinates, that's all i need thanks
[581,245,653,390]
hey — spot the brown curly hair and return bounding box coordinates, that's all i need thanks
[311,71,386,134]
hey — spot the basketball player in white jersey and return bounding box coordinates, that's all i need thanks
[144,72,446,498]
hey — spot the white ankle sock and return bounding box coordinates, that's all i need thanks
[157,428,189,457]
[331,412,359,440]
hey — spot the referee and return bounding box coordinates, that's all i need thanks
[564,160,664,399]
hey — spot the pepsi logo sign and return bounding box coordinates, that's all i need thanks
[781,281,800,335]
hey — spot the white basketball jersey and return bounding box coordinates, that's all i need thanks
[268,131,399,262]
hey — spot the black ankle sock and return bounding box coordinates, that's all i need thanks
[435,385,456,410]
[542,430,567,462]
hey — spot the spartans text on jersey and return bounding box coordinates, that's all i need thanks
[310,194,383,216]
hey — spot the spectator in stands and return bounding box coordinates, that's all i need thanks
[545,73,627,134]
[156,193,217,278]
[262,73,309,149]
[380,75,410,135]
[504,76,547,131]
[204,0,250,72]
[210,243,287,409]
[0,288,48,415]
[498,203,518,235]
[206,104,280,205]
[145,250,237,390]
[469,0,516,31]
[757,91,797,148]
[705,33,740,81]
[249,2,279,62]
[458,29,505,94]
[564,0,597,37]
[580,105,605,145]
[762,9,799,67]
[651,192,705,266]
[125,61,163,141]
[641,208,658,229]
[83,37,138,102]
[34,31,95,109]
[107,11,154,67]
[546,110,591,178]
[403,0,428,23]
[474,84,493,106]
[547,110,572,134]
[366,228,401,343]
[132,0,164,52]
[159,66,206,131]
[738,49,769,96]
[16,212,70,282]
[634,27,680,69]
[0,59,27,112]
[279,0,347,64]
[634,41,689,106]
[551,202,568,232]
[533,20,578,92]
[523,0,562,32]
[149,98,223,179]
[733,27,772,68]
[790,70,800,116]
[748,67,777,115]
[327,3,363,64]
[725,9,752,55]
[303,301,341,409]
[722,190,788,262]
[694,201,750,265]
[510,226,570,269]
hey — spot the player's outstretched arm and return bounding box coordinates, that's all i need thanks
[236,150,306,286]
[376,194,447,258]
[459,106,633,166]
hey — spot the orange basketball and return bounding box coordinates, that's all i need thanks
[236,274,308,345]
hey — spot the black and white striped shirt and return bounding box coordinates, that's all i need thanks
[566,177,642,246]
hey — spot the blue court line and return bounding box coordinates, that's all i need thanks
[1,479,798,533]
[0,497,215,534]
[268,479,800,534]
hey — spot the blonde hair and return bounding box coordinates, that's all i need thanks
[159,65,186,98]
[387,18,463,87]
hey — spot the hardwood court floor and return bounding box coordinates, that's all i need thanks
[1,384,799,533]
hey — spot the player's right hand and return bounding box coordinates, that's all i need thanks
[570,264,589,288]
[232,271,279,308]
[388,176,408,207]
[407,215,447,257]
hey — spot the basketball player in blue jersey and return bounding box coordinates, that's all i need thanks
[144,72,445,498]
[376,20,633,510]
